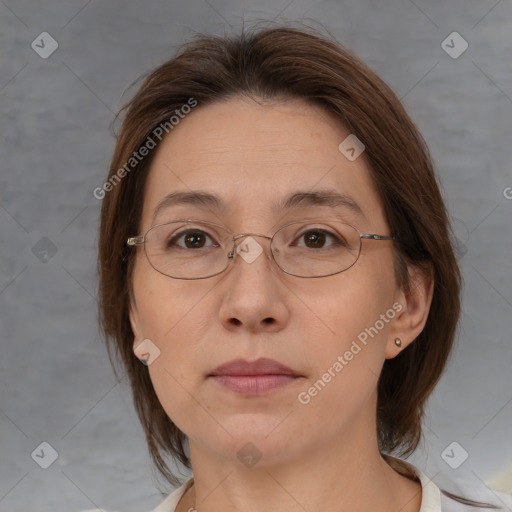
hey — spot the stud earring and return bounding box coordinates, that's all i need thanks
[394,338,402,347]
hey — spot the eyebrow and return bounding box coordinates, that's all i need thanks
[152,189,366,224]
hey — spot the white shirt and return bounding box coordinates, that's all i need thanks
[82,457,512,512]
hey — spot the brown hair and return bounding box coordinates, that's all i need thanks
[98,25,462,489]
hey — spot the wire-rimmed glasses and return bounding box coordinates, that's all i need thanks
[127,218,395,279]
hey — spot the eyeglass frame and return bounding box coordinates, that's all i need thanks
[126,218,396,280]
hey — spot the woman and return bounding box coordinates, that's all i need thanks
[94,26,512,512]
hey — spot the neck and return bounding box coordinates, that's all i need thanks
[177,426,422,512]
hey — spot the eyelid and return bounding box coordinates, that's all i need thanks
[165,223,228,247]
[150,218,360,240]
[290,225,347,245]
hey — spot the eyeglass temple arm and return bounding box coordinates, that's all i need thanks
[360,234,395,240]
[127,236,145,246]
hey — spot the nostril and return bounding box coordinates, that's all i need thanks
[263,317,275,324]
[230,318,242,326]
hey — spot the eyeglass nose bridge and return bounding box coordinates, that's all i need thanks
[227,232,274,261]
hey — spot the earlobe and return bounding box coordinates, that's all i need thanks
[385,265,434,359]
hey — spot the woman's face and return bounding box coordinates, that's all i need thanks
[129,97,411,466]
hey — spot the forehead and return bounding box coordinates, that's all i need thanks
[140,97,385,230]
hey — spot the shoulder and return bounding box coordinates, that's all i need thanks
[384,455,512,512]
[78,477,194,512]
[440,484,512,511]
[149,478,194,512]
[78,468,512,512]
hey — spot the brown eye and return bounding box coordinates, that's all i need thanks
[295,229,346,249]
[168,230,217,249]
[303,231,326,248]
[183,232,207,248]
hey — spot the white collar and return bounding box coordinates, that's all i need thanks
[389,456,442,512]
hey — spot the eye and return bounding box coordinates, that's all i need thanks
[168,229,219,249]
[293,228,347,249]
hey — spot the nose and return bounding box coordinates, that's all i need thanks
[217,234,291,334]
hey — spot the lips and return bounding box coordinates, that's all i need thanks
[208,358,302,395]
[209,357,300,377]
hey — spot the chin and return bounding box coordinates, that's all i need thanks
[200,421,300,466]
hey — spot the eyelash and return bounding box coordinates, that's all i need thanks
[167,227,347,249]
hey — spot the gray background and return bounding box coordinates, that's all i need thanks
[1,1,511,511]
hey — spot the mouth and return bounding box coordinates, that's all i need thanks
[208,358,302,395]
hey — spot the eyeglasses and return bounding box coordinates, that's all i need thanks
[126,219,395,279]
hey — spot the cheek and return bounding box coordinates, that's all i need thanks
[300,269,392,347]
[133,283,210,373]
[132,255,209,343]
[292,277,393,429]
[131,264,214,430]
[297,256,396,381]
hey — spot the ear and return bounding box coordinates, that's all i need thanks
[129,302,143,349]
[385,264,434,359]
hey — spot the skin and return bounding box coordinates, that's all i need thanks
[129,96,434,512]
